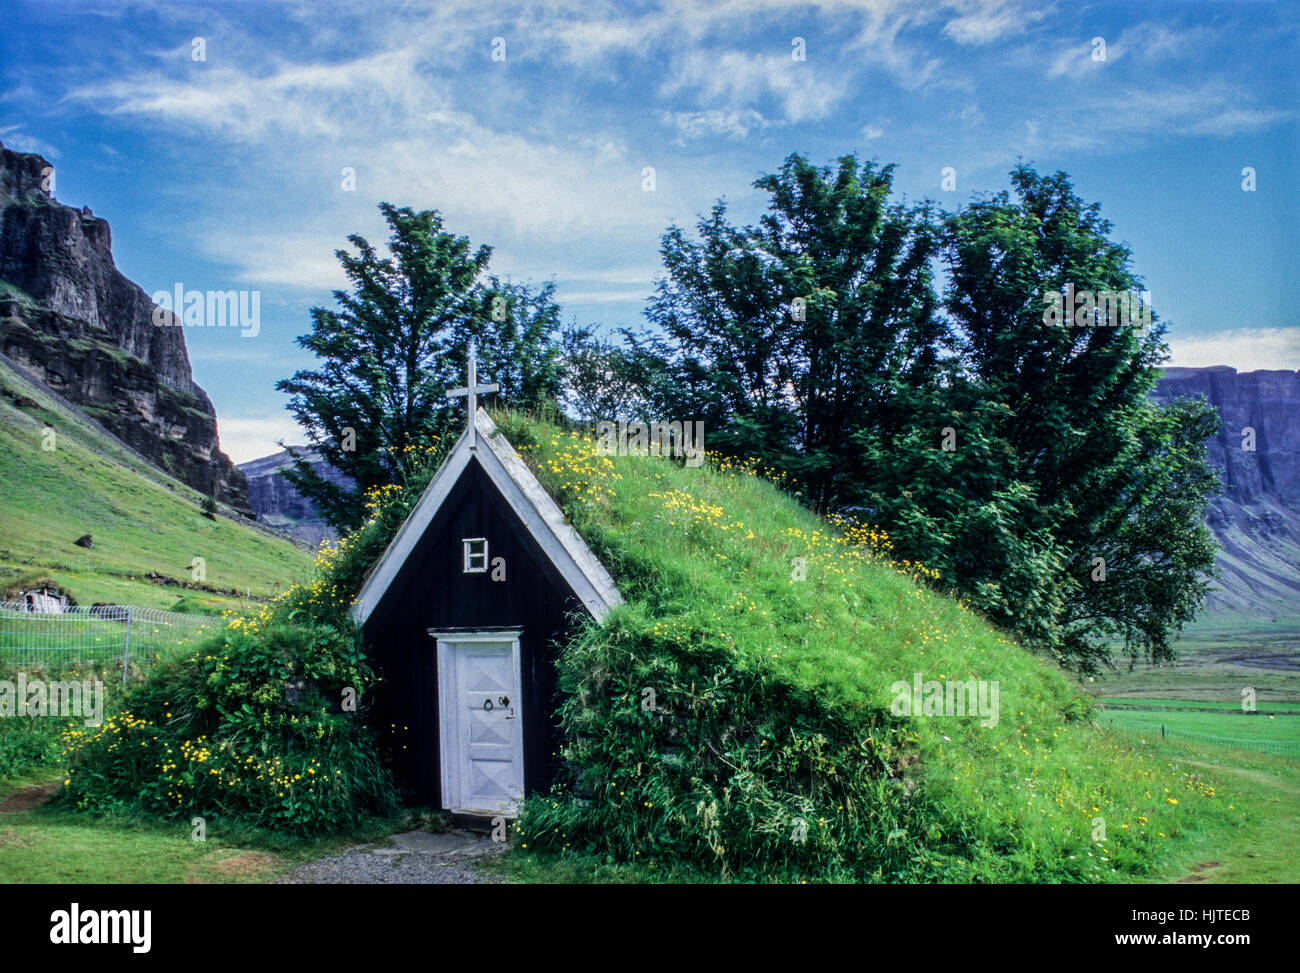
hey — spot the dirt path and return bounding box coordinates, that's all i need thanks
[0,782,59,813]
[275,829,506,884]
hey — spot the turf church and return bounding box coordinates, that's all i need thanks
[350,348,621,816]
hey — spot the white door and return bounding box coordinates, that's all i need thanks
[432,630,524,816]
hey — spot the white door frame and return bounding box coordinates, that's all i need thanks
[430,628,524,815]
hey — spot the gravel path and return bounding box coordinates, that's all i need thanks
[276,828,506,884]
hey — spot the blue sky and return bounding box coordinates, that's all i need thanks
[3,0,1297,462]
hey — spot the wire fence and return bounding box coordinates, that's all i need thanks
[0,602,222,681]
[1100,715,1300,756]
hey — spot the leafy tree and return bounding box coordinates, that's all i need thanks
[278,203,563,530]
[560,323,651,424]
[633,157,1220,672]
[631,153,947,513]
[862,166,1220,670]
[474,277,565,415]
[938,167,1219,668]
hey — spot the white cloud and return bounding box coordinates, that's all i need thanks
[655,108,776,141]
[661,48,850,122]
[217,414,309,465]
[559,289,656,305]
[1006,81,1293,158]
[1185,107,1296,137]
[70,47,436,142]
[942,0,1047,46]
[1165,328,1300,373]
[195,227,354,292]
[0,126,61,159]
[1047,20,1222,80]
[552,17,652,68]
[65,41,701,290]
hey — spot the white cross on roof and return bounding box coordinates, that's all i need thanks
[446,341,499,449]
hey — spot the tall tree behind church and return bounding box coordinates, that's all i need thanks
[631,153,947,514]
[278,203,563,530]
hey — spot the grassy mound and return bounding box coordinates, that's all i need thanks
[496,414,1236,882]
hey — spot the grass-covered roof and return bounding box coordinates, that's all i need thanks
[494,412,1230,882]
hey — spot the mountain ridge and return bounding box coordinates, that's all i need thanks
[1153,364,1300,620]
[238,447,346,547]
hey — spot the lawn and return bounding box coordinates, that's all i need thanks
[1139,740,1300,884]
[1100,697,1300,713]
[8,736,1292,885]
[1088,621,1300,703]
[0,771,402,884]
[495,732,1300,884]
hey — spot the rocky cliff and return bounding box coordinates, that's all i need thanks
[238,448,347,547]
[1153,366,1300,620]
[0,140,250,512]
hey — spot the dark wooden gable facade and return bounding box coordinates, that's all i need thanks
[351,408,621,814]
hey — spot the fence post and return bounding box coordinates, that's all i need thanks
[122,607,132,684]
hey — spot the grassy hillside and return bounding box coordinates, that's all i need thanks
[498,412,1240,882]
[0,359,313,611]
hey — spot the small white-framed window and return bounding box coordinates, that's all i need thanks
[463,537,489,573]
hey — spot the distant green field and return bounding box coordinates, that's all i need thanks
[1101,696,1300,714]
[1098,698,1300,754]
[0,360,313,611]
[1087,624,1300,704]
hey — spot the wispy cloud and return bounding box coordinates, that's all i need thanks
[0,125,61,159]
[655,108,778,141]
[1166,328,1300,373]
[942,0,1049,46]
[1046,20,1222,80]
[217,414,308,464]
[660,48,850,122]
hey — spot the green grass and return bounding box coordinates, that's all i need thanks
[483,848,713,884]
[500,413,1241,882]
[0,768,438,884]
[0,279,39,305]
[0,660,128,781]
[1136,739,1300,884]
[0,774,391,884]
[0,804,285,883]
[1100,697,1300,714]
[0,613,220,674]
[1097,703,1298,752]
[0,360,313,611]
[495,735,1300,885]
